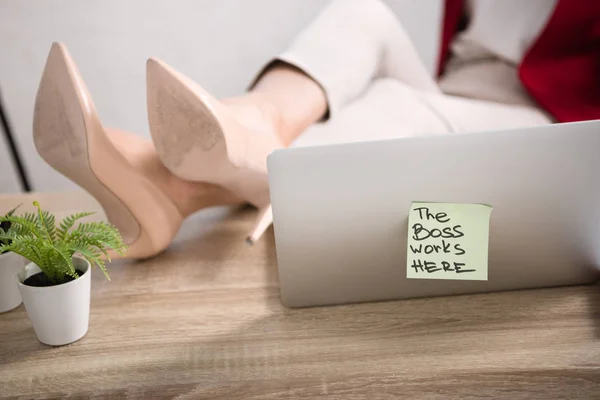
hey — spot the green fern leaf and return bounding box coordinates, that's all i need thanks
[4,201,125,284]
[0,203,21,240]
[53,242,78,278]
[2,236,45,268]
[69,234,111,262]
[0,227,18,251]
[0,227,13,241]
[33,201,57,243]
[74,244,110,281]
[0,214,45,239]
[6,204,21,216]
[71,221,127,255]
[57,212,95,241]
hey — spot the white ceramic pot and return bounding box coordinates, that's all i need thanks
[16,257,91,346]
[0,251,24,313]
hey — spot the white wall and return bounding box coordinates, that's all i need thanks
[0,0,442,192]
[0,120,22,194]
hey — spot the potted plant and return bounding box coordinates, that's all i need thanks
[0,205,24,313]
[0,201,126,346]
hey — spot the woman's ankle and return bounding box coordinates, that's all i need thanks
[250,64,328,145]
[221,92,290,146]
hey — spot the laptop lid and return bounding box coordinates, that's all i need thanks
[267,120,600,307]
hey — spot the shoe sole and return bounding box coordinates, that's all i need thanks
[33,43,182,259]
[146,58,276,208]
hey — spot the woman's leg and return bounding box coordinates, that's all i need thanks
[145,0,450,243]
[293,78,552,148]
[222,64,328,147]
[224,0,439,146]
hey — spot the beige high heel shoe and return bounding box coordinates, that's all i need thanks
[146,58,280,244]
[33,43,215,259]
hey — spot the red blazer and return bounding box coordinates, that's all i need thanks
[439,0,600,123]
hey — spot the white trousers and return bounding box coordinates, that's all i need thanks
[269,0,552,147]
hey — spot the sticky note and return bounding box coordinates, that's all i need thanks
[406,202,492,281]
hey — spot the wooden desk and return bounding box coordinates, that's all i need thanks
[1,191,599,399]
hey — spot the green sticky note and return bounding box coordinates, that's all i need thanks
[407,202,493,281]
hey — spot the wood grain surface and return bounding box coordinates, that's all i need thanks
[1,191,600,399]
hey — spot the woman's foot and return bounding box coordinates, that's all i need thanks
[104,128,242,218]
[33,42,241,259]
[146,58,284,241]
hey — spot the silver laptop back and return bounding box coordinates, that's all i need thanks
[267,120,600,307]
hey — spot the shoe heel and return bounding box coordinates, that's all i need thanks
[246,205,273,245]
[106,229,161,260]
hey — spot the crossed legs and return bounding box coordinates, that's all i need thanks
[34,0,552,259]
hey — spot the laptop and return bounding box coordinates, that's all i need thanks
[267,120,600,308]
